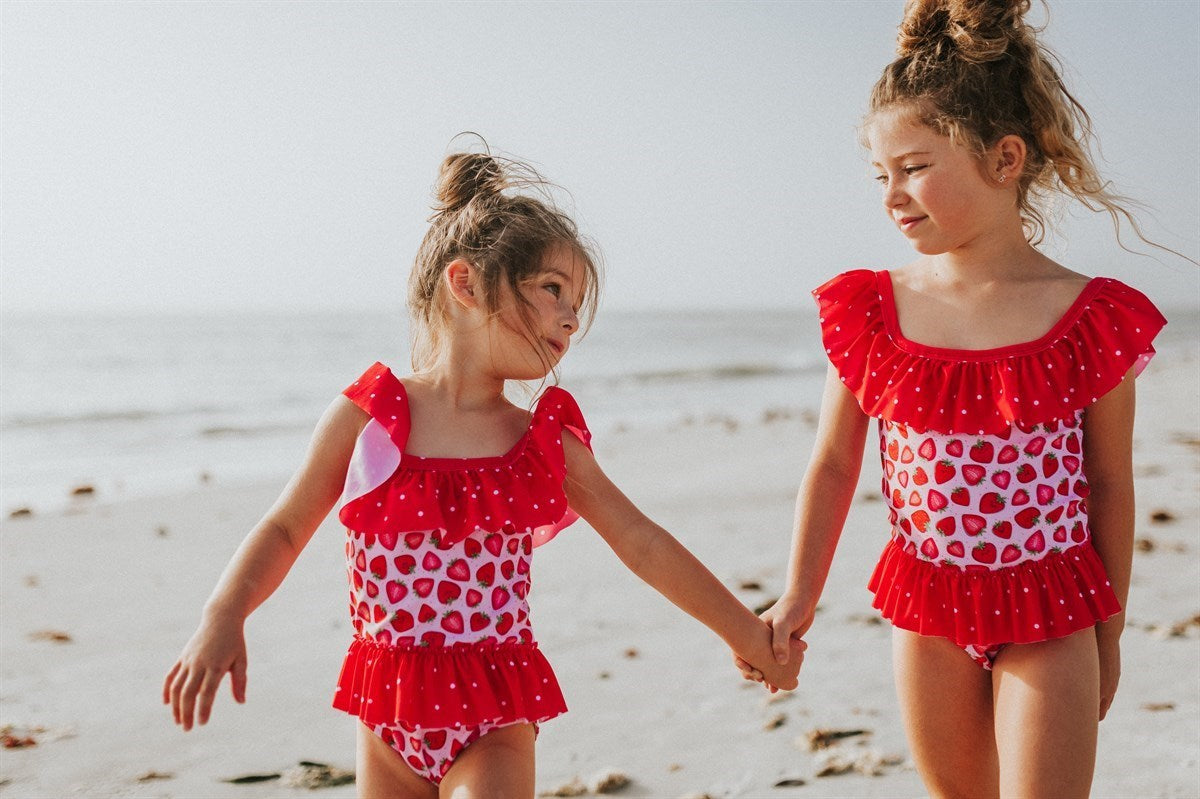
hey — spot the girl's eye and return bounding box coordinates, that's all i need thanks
[873,174,889,184]
[903,164,927,175]
[544,283,561,297]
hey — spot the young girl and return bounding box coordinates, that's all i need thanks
[739,1,1168,797]
[163,150,801,796]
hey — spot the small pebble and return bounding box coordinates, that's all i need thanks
[1142,702,1176,712]
[29,630,72,643]
[70,484,96,497]
[804,727,870,751]
[1150,510,1176,523]
[1135,537,1155,553]
[763,712,787,730]
[136,771,174,782]
[774,777,807,787]
[8,507,33,519]
[23,575,38,587]
[280,761,354,788]
[739,579,764,591]
[597,671,611,680]
[541,777,587,797]
[156,525,169,537]
[623,648,638,659]
[588,769,631,793]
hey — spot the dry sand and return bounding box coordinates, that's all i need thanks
[2,342,1197,798]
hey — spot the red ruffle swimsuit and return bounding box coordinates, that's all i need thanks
[330,363,590,780]
[813,270,1166,661]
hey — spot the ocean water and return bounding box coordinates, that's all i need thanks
[0,309,825,515]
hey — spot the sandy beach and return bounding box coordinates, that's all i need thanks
[2,337,1197,799]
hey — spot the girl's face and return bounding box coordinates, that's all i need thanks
[489,245,586,380]
[868,109,1009,255]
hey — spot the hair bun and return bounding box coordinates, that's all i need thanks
[897,0,1030,63]
[434,153,508,215]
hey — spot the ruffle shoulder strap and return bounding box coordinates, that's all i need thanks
[812,270,1167,435]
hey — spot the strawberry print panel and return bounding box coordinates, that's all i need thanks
[879,413,1089,570]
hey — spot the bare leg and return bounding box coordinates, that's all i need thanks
[992,627,1099,799]
[439,723,536,799]
[893,628,1000,799]
[356,723,437,799]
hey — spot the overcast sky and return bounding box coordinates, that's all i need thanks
[2,1,1197,314]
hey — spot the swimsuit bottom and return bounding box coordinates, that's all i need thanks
[369,719,536,785]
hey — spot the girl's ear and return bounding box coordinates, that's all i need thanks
[444,259,478,309]
[991,134,1028,185]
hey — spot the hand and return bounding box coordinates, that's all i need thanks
[734,635,806,692]
[734,592,815,690]
[1098,635,1121,721]
[163,609,248,731]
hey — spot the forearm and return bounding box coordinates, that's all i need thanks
[203,517,305,622]
[781,457,860,616]
[1087,478,1135,643]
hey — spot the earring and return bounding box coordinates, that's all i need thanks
[998,174,1008,183]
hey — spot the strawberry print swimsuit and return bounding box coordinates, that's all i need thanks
[331,363,591,784]
[814,270,1166,668]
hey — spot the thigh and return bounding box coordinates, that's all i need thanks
[992,627,1099,799]
[356,723,437,799]
[892,628,999,799]
[440,722,536,799]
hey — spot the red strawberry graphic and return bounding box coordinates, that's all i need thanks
[1051,434,1065,449]
[1023,436,1047,456]
[1024,531,1045,553]
[437,581,462,604]
[911,510,931,533]
[903,540,918,557]
[970,441,995,463]
[375,629,393,646]
[463,538,482,558]
[900,445,915,464]
[945,439,964,457]
[898,470,909,488]
[951,487,971,506]
[475,562,496,587]
[424,730,448,750]
[1036,484,1056,506]
[909,490,922,506]
[1062,455,1080,475]
[1067,499,1080,518]
[962,465,987,485]
[1057,477,1071,496]
[495,612,514,635]
[997,445,1019,464]
[979,492,1006,514]
[372,604,386,623]
[369,556,387,580]
[884,460,895,479]
[899,518,912,534]
[470,611,491,632]
[501,560,515,579]
[1065,432,1081,454]
[355,550,366,572]
[420,631,445,647]
[377,531,398,551]
[394,554,416,575]
[405,532,425,549]
[484,533,503,557]
[363,531,376,549]
[1070,521,1087,543]
[972,542,997,564]
[1042,453,1059,478]
[441,611,464,634]
[1015,508,1041,529]
[894,422,909,439]
[386,580,407,603]
[963,515,987,536]
[417,603,437,623]
[466,588,483,607]
[946,540,965,558]
[422,552,443,571]
[365,581,379,598]
[927,490,949,512]
[446,559,471,582]
[892,488,905,508]
[1053,525,1068,543]
[936,517,956,536]
[506,537,520,555]
[888,439,900,460]
[491,586,511,610]
[356,601,370,621]
[514,580,529,599]
[918,438,936,460]
[413,577,434,598]
[516,558,530,575]
[920,538,939,559]
[1045,506,1065,523]
[1073,480,1090,498]
[391,610,414,632]
[991,471,1012,489]
[1011,488,1030,506]
[1016,463,1037,484]
[1000,544,1022,564]
[935,461,956,484]
[519,628,533,644]
[352,571,364,592]
[521,537,532,555]
[992,520,1013,539]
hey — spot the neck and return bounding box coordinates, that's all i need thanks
[413,349,507,412]
[928,219,1051,284]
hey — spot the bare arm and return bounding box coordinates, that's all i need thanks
[163,396,365,729]
[757,365,871,661]
[1080,369,1136,721]
[562,434,802,691]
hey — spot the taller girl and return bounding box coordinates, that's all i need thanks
[753,1,1167,796]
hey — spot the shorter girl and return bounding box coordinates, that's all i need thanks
[740,1,1169,797]
[164,150,801,796]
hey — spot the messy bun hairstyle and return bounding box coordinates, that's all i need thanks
[870,0,1143,245]
[409,147,601,373]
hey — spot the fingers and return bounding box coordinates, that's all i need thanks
[230,657,248,704]
[1099,693,1114,721]
[196,671,222,727]
[179,670,204,731]
[162,661,181,705]
[771,620,792,665]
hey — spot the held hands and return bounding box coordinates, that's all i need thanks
[162,608,248,731]
[734,592,814,692]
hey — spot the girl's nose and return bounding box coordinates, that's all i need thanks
[883,180,906,208]
[561,307,579,334]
